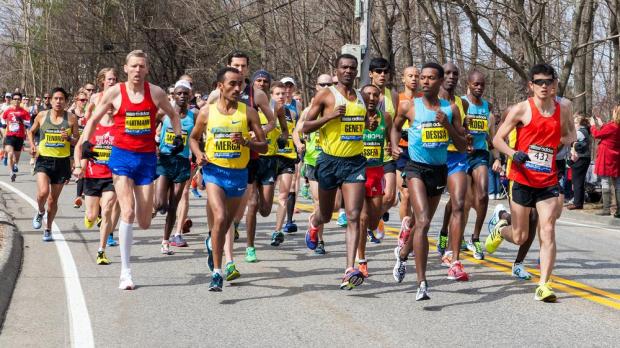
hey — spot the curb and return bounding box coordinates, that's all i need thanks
[560,208,620,227]
[0,207,22,329]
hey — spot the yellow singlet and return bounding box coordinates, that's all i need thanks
[383,87,395,163]
[38,110,71,158]
[204,102,250,169]
[276,107,297,160]
[447,95,465,152]
[319,86,366,157]
[259,110,280,156]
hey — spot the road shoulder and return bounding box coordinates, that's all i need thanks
[0,202,22,330]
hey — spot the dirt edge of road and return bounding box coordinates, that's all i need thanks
[0,192,23,332]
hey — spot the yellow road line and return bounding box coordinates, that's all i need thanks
[295,202,620,310]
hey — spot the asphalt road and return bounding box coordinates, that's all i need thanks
[0,155,619,347]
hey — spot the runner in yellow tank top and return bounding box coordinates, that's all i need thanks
[27,87,79,242]
[189,67,267,292]
[302,53,367,290]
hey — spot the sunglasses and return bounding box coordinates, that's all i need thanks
[531,78,554,86]
[86,88,95,92]
[78,99,88,102]
[44,97,50,99]
[12,98,21,101]
[318,83,332,87]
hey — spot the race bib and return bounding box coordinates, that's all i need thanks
[94,145,111,164]
[214,132,241,158]
[467,115,488,134]
[421,121,448,148]
[525,145,554,173]
[340,115,365,141]
[8,122,20,133]
[277,134,294,154]
[363,141,382,160]
[164,128,188,146]
[124,111,151,135]
[44,130,65,148]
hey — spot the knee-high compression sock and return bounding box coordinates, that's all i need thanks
[119,221,134,272]
[286,192,296,224]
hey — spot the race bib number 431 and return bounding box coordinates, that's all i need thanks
[525,144,554,173]
[125,111,151,135]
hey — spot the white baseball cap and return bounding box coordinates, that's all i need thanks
[280,77,296,86]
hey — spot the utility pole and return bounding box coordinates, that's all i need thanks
[358,0,372,85]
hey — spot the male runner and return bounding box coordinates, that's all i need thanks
[367,58,397,240]
[302,53,367,290]
[357,84,391,277]
[153,80,196,254]
[81,50,184,290]
[2,92,30,181]
[28,87,79,241]
[292,74,333,255]
[487,63,576,302]
[391,63,467,300]
[280,77,302,233]
[190,67,266,291]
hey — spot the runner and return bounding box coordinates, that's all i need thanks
[462,70,498,260]
[27,87,79,241]
[81,50,184,290]
[390,62,467,300]
[435,63,470,271]
[302,53,367,290]
[189,67,267,292]
[153,80,196,254]
[357,84,391,277]
[367,57,397,240]
[2,92,30,182]
[71,88,90,208]
[73,99,119,265]
[293,74,332,254]
[487,63,576,302]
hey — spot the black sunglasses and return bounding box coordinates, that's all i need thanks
[86,88,95,92]
[531,78,554,86]
[318,83,333,87]
[12,98,21,101]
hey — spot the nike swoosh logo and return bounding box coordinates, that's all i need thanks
[231,120,240,124]
[436,186,446,190]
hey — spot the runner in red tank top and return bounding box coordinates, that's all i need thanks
[487,64,576,302]
[80,50,184,290]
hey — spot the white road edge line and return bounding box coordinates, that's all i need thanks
[0,181,94,348]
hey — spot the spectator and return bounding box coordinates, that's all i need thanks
[1,93,11,112]
[567,113,592,210]
[590,106,620,217]
[29,96,43,117]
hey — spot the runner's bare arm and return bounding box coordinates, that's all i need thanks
[254,89,277,134]
[301,89,340,133]
[443,104,466,152]
[275,102,289,140]
[67,114,79,146]
[81,85,120,144]
[189,106,209,165]
[245,107,268,154]
[384,109,393,155]
[27,112,42,153]
[151,84,182,136]
[493,101,527,158]
[292,108,305,150]
[206,90,220,104]
[390,99,411,158]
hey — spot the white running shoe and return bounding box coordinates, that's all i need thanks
[119,270,135,290]
[487,204,506,235]
[415,280,430,301]
[393,246,407,283]
[512,262,532,280]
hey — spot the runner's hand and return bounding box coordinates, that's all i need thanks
[276,136,287,149]
[170,135,185,156]
[328,105,346,120]
[60,128,69,141]
[72,167,83,179]
[512,151,530,164]
[391,145,402,159]
[492,159,502,173]
[81,140,97,159]
[435,111,449,127]
[196,153,209,166]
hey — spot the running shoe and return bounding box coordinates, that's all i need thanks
[305,213,319,250]
[382,211,389,222]
[358,261,369,278]
[270,231,284,246]
[447,260,469,281]
[485,219,507,254]
[119,270,135,290]
[436,232,448,256]
[42,229,53,242]
[534,282,557,302]
[161,241,174,255]
[234,222,240,241]
[245,247,257,263]
[314,241,326,255]
[467,239,484,260]
[84,215,95,229]
[209,272,223,292]
[96,216,102,228]
[12,164,18,173]
[283,221,298,233]
[205,235,214,271]
[441,250,453,268]
[107,233,118,247]
[73,196,82,209]
[169,234,188,247]
[225,262,241,281]
[367,229,381,244]
[376,220,385,240]
[393,246,407,283]
[2,156,7,166]
[300,184,311,200]
[415,281,430,301]
[398,216,412,248]
[10,173,16,182]
[182,219,192,234]
[96,251,111,265]
[339,268,364,290]
[337,212,347,227]
[487,203,507,235]
[460,239,468,251]
[190,187,202,198]
[32,211,44,230]
[512,262,532,280]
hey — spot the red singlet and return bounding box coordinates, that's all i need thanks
[85,123,114,179]
[507,98,561,188]
[112,82,158,152]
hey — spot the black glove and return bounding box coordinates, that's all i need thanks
[401,129,408,142]
[512,151,530,164]
[276,137,287,149]
[170,135,185,156]
[82,140,97,159]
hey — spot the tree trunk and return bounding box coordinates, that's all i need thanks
[400,0,413,66]
[573,0,596,115]
[420,0,445,63]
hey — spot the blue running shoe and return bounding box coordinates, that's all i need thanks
[205,235,214,271]
[270,231,284,246]
[340,268,364,290]
[191,188,202,198]
[382,212,389,222]
[337,212,347,227]
[42,229,53,242]
[107,233,118,247]
[209,272,223,292]
[13,164,18,173]
[367,229,381,244]
[283,221,297,233]
[305,214,318,250]
[3,156,7,166]
[32,211,44,230]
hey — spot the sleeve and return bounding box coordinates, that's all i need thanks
[590,124,615,140]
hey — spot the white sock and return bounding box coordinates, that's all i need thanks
[338,208,345,215]
[119,221,133,273]
[98,247,104,252]
[213,268,223,276]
